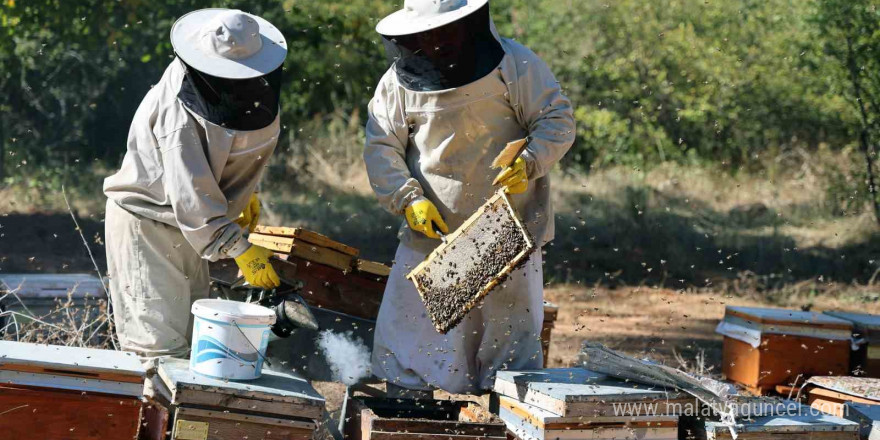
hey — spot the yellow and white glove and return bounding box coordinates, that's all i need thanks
[234,245,280,289]
[234,193,261,233]
[494,157,529,194]
[405,198,449,240]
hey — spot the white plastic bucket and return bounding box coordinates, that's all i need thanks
[190,299,275,380]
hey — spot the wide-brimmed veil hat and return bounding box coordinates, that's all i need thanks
[171,8,287,80]
[376,0,490,36]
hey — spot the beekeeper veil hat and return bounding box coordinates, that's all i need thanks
[376,0,503,91]
[376,0,490,36]
[171,8,287,80]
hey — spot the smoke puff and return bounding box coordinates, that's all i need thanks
[316,330,371,386]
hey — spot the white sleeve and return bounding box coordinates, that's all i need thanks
[513,48,577,179]
[158,125,250,261]
[363,74,424,215]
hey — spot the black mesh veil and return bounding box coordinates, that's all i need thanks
[381,3,504,91]
[177,59,282,131]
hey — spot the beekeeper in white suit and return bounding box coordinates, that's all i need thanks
[365,0,575,395]
[103,9,287,360]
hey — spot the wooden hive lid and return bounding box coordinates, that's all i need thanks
[157,357,325,418]
[806,376,880,402]
[493,368,688,406]
[725,306,853,330]
[824,311,880,332]
[704,411,858,438]
[0,340,144,380]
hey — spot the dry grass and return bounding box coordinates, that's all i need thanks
[0,286,114,349]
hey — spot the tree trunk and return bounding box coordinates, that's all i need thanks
[847,37,880,225]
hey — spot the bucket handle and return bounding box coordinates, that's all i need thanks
[232,321,272,368]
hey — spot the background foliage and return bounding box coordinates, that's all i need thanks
[0,0,878,212]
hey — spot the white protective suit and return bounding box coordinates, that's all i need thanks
[103,59,280,359]
[365,36,575,393]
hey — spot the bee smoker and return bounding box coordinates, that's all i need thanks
[211,261,319,336]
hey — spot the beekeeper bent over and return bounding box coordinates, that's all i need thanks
[103,9,287,360]
[364,0,575,394]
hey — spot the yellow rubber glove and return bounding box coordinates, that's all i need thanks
[405,198,449,240]
[234,193,261,233]
[494,157,529,194]
[234,245,280,289]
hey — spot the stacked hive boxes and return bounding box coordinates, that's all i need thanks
[0,341,145,439]
[493,368,696,440]
[148,357,325,440]
[716,306,853,395]
[249,225,389,320]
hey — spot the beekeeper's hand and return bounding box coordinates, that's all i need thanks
[405,197,449,240]
[234,193,261,233]
[495,157,529,194]
[234,245,280,289]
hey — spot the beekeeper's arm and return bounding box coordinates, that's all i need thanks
[514,48,576,179]
[363,74,424,215]
[159,125,251,261]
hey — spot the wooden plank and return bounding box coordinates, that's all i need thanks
[0,383,142,440]
[172,406,314,440]
[158,357,324,420]
[406,191,535,334]
[279,255,384,320]
[0,341,145,381]
[356,259,391,277]
[808,387,880,417]
[805,376,880,402]
[252,225,359,256]
[249,234,355,271]
[0,362,145,384]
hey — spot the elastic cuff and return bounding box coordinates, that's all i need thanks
[520,149,541,179]
[226,237,252,259]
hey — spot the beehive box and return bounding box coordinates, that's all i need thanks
[698,408,858,440]
[407,191,535,334]
[499,396,679,440]
[716,306,853,394]
[805,376,880,418]
[825,311,880,377]
[247,226,388,321]
[345,397,506,440]
[494,368,691,440]
[492,368,696,418]
[0,341,145,440]
[149,357,325,440]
